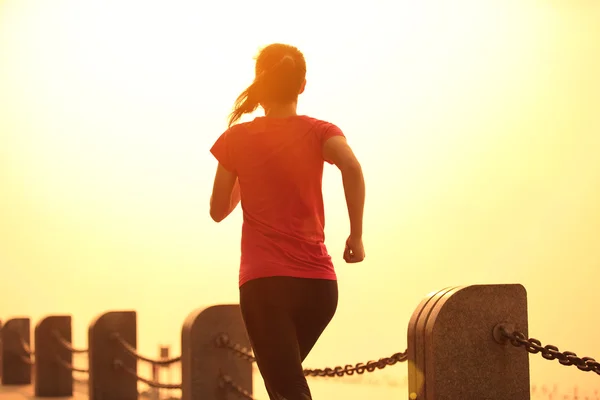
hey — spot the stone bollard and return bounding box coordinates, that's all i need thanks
[181,304,252,400]
[88,310,137,400]
[0,319,3,379]
[1,317,32,385]
[34,315,74,396]
[407,284,530,400]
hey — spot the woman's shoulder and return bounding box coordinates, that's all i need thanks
[227,115,341,135]
[223,120,252,139]
[296,115,341,131]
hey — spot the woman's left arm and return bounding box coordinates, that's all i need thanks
[209,163,241,222]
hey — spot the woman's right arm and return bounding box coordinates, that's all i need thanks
[322,136,365,258]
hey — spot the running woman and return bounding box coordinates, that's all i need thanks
[209,43,366,400]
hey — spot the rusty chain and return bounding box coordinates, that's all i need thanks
[220,374,256,400]
[500,326,600,375]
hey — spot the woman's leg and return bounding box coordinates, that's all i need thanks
[289,278,338,362]
[240,277,313,400]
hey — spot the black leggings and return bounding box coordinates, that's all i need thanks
[240,277,338,400]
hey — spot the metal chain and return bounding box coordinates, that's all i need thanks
[303,350,408,377]
[53,331,88,354]
[55,356,89,373]
[217,333,408,378]
[20,338,34,356]
[111,333,182,365]
[113,359,183,389]
[21,355,34,365]
[220,374,257,400]
[216,334,256,362]
[500,328,600,375]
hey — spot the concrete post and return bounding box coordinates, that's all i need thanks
[34,315,74,396]
[181,304,252,400]
[0,319,3,379]
[407,284,530,400]
[1,317,31,385]
[88,310,137,400]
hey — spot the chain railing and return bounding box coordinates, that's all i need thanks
[53,330,89,375]
[4,287,600,400]
[217,324,600,400]
[112,333,182,366]
[220,374,257,400]
[112,333,182,390]
[216,333,256,362]
[214,334,256,398]
[113,360,182,390]
[53,330,88,354]
[216,332,409,400]
[12,322,600,400]
[18,335,34,365]
[217,333,408,378]
[302,351,408,377]
[498,324,600,375]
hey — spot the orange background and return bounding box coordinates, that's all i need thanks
[1,0,599,397]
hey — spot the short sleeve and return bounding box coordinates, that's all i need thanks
[321,123,346,164]
[210,130,236,172]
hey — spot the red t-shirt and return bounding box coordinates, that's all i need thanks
[210,115,344,287]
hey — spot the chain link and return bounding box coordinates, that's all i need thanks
[111,333,181,366]
[55,356,89,373]
[216,334,256,362]
[53,331,88,354]
[500,328,600,375]
[303,351,408,377]
[220,374,257,400]
[20,338,34,356]
[113,359,183,389]
[218,333,408,378]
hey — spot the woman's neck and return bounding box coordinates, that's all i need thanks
[263,102,298,118]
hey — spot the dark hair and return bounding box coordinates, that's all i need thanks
[228,43,307,127]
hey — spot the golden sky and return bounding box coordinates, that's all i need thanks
[1,0,599,397]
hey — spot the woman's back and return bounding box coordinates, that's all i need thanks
[211,115,344,286]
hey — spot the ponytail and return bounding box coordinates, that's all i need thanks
[228,55,299,127]
[228,83,260,127]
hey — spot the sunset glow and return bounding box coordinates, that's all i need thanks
[1,0,599,397]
